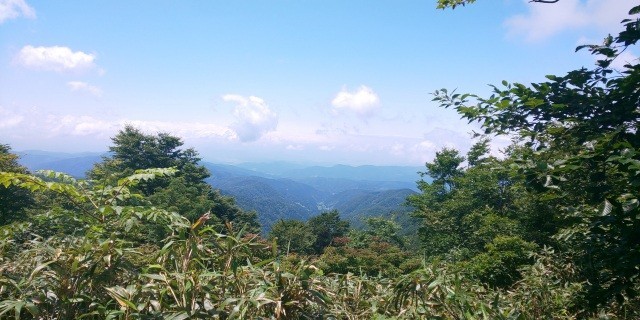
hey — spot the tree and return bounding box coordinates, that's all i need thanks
[0,144,34,224]
[89,125,208,193]
[349,217,405,249]
[466,138,490,167]
[436,0,559,10]
[419,147,464,197]
[307,210,349,254]
[268,219,316,255]
[467,236,537,288]
[408,144,543,287]
[409,147,468,255]
[433,1,640,313]
[88,125,260,233]
[319,240,412,277]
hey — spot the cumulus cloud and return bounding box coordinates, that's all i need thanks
[67,81,103,97]
[222,94,278,142]
[0,0,35,23]
[331,85,380,117]
[505,0,630,42]
[222,94,247,106]
[17,46,98,72]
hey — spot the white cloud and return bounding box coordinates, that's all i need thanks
[67,81,103,97]
[286,144,304,150]
[589,0,633,31]
[0,107,24,128]
[0,104,237,140]
[124,120,235,139]
[315,121,360,137]
[505,0,630,42]
[318,145,335,151]
[17,46,97,72]
[417,140,436,150]
[609,50,639,71]
[577,36,639,71]
[222,94,278,142]
[221,94,246,105]
[44,115,112,136]
[331,85,380,117]
[390,143,406,157]
[7,110,234,139]
[0,0,35,23]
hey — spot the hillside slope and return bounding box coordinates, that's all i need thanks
[18,151,422,233]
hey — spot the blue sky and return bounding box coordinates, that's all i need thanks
[0,0,635,165]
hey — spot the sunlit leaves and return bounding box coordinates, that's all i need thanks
[116,167,176,187]
[431,1,640,314]
[0,167,597,318]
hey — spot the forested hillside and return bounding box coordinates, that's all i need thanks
[205,163,417,232]
[19,151,419,233]
[0,1,639,319]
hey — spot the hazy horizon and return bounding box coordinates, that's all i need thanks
[14,148,427,168]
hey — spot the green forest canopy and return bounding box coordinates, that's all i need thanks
[0,1,638,318]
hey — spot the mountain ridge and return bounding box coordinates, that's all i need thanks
[16,150,423,232]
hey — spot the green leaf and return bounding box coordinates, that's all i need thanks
[602,200,613,216]
[163,312,190,320]
[142,273,167,281]
[28,261,54,282]
[105,287,138,310]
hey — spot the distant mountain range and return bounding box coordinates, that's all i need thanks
[17,150,105,178]
[203,163,421,232]
[17,150,426,233]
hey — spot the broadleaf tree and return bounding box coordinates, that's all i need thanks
[432,1,640,313]
[88,125,260,233]
[307,210,350,254]
[268,219,316,255]
[408,141,543,287]
[0,144,35,225]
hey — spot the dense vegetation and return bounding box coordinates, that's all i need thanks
[1,1,639,318]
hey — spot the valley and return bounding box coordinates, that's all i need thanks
[18,150,424,232]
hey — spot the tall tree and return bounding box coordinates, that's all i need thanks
[432,1,640,312]
[349,216,405,249]
[268,219,316,255]
[466,138,490,168]
[419,147,464,197]
[0,144,35,224]
[88,125,259,233]
[307,210,350,254]
[89,125,208,193]
[408,144,543,287]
